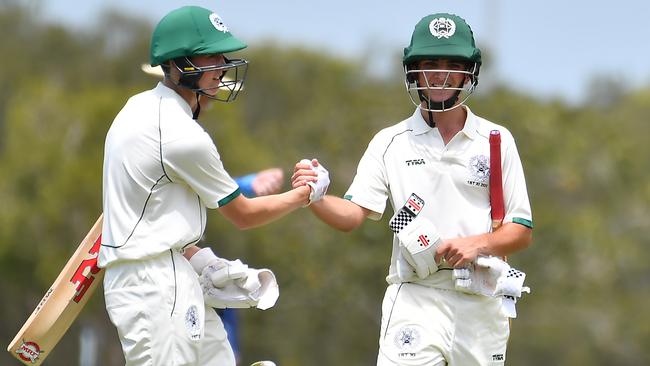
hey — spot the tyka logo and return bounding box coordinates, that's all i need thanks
[69,235,102,303]
[405,159,425,166]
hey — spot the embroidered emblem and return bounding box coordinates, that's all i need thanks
[468,154,490,185]
[209,13,229,32]
[185,305,202,340]
[394,326,420,350]
[429,17,456,39]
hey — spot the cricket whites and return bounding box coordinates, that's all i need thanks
[7,215,104,365]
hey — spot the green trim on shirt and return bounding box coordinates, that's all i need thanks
[218,188,241,207]
[513,217,533,228]
[343,194,353,200]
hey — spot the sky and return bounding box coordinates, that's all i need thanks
[39,0,650,104]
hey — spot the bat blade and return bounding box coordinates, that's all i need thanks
[7,215,104,366]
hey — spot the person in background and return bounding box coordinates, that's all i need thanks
[223,168,285,364]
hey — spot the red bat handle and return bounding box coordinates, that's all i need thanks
[489,130,504,230]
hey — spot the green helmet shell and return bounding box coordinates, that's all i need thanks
[403,13,481,66]
[150,6,247,66]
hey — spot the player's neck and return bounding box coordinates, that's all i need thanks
[163,79,199,111]
[421,105,467,144]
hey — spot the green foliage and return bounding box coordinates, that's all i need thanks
[1,5,649,366]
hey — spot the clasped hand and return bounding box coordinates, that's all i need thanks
[291,158,330,205]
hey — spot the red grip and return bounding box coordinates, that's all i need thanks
[489,130,504,226]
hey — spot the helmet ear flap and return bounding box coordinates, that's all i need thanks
[173,57,203,89]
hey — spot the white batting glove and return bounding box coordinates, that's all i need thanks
[453,256,509,296]
[453,256,530,317]
[199,268,279,310]
[189,247,248,287]
[393,214,442,279]
[299,159,330,204]
[454,256,530,297]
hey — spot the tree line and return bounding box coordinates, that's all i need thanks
[1,3,649,365]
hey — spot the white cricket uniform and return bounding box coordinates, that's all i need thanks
[100,82,239,366]
[345,106,533,366]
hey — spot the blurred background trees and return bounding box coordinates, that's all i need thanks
[1,2,649,365]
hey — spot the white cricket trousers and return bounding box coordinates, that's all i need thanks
[103,249,236,366]
[377,283,510,366]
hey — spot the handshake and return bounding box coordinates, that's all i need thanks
[292,158,330,205]
[189,248,279,310]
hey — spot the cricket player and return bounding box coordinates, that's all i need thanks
[292,13,533,365]
[99,6,310,366]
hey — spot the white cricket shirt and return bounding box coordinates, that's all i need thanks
[345,106,532,287]
[99,83,240,267]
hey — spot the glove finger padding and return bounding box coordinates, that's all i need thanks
[189,247,226,275]
[395,215,442,279]
[205,259,249,288]
[494,267,530,298]
[189,247,250,290]
[495,268,530,318]
[453,256,509,296]
[452,255,531,318]
[249,269,279,310]
[199,268,279,310]
[202,285,256,309]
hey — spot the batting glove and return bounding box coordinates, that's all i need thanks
[453,255,530,317]
[199,268,279,310]
[300,159,330,205]
[189,247,248,287]
[393,214,442,279]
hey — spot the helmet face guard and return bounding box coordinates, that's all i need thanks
[404,61,479,112]
[167,56,248,103]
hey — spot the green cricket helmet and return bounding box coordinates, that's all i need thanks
[150,6,248,103]
[403,13,482,112]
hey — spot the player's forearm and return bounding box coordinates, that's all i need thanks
[310,195,367,232]
[222,186,310,229]
[484,222,532,257]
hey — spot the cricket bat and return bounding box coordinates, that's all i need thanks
[7,214,104,365]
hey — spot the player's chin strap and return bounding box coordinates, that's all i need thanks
[163,58,214,120]
[192,93,201,120]
[417,89,462,128]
